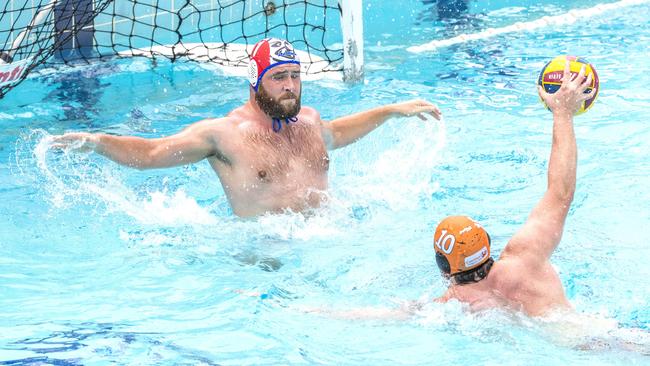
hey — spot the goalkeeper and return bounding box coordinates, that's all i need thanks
[51,38,441,217]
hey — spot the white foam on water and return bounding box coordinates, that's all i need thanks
[0,111,33,120]
[414,299,649,355]
[255,208,342,241]
[15,132,351,245]
[24,132,218,228]
[536,310,650,354]
[107,189,218,226]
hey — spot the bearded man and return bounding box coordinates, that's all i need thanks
[51,38,441,217]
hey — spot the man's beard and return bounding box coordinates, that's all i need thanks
[255,84,301,119]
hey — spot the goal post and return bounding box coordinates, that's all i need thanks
[340,0,363,83]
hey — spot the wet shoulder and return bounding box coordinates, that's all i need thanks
[487,258,530,292]
[188,117,239,141]
[188,116,236,128]
[299,106,322,125]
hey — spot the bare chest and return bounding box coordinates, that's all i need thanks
[238,122,330,183]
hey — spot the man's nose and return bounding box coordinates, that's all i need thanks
[282,77,298,92]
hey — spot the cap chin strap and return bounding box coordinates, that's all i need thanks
[272,116,298,132]
[450,257,494,285]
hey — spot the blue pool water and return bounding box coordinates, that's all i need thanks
[2,0,650,364]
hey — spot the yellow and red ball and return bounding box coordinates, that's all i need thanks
[538,55,599,115]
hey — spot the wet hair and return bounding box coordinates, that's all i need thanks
[450,257,494,285]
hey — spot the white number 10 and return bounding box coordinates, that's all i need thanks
[435,230,456,254]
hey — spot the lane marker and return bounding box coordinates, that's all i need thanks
[407,0,650,53]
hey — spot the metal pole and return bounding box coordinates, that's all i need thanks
[340,0,363,83]
[55,0,95,61]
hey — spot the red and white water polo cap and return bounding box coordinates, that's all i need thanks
[248,38,300,91]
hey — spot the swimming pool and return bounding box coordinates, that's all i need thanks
[1,0,650,364]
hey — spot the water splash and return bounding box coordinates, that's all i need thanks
[12,113,446,243]
[15,131,218,227]
[336,114,447,211]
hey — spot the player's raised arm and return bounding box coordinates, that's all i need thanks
[502,61,593,263]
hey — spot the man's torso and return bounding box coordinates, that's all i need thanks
[206,106,330,216]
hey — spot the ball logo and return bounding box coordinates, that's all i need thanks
[545,72,563,81]
[435,230,456,254]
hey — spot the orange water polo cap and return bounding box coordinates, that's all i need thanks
[433,215,491,275]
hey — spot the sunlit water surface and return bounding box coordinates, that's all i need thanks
[1,1,649,364]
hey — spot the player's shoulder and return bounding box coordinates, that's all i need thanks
[299,106,321,121]
[489,250,541,289]
[178,117,238,144]
[191,116,237,129]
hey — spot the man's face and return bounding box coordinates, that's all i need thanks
[255,64,302,119]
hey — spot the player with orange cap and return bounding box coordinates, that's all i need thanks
[305,59,594,319]
[431,60,594,316]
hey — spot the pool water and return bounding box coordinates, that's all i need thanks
[1,0,650,364]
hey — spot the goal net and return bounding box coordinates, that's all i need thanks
[1,0,361,98]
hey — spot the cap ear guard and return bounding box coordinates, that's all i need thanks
[248,61,259,89]
[435,252,451,274]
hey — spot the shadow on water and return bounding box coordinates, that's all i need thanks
[412,1,520,85]
[2,322,224,366]
[234,252,285,272]
[419,0,481,28]
[423,0,472,22]
[415,1,530,90]
[41,62,121,127]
